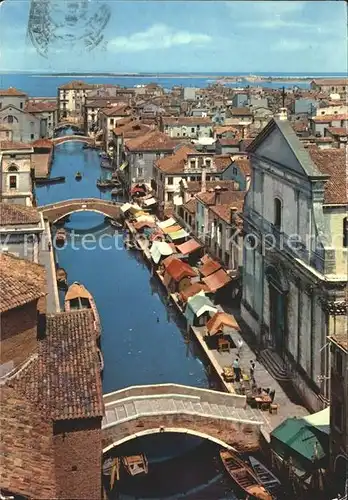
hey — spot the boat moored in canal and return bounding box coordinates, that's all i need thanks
[35,175,66,185]
[111,187,123,197]
[65,282,101,337]
[249,457,282,497]
[97,348,104,373]
[55,228,67,246]
[75,171,82,180]
[220,449,273,500]
[109,219,123,229]
[122,454,148,476]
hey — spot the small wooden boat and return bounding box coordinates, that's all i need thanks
[122,454,148,476]
[65,282,101,337]
[97,348,104,373]
[55,228,66,246]
[96,179,112,189]
[56,267,68,289]
[35,176,66,185]
[75,171,82,180]
[101,160,113,170]
[99,151,108,158]
[220,450,272,500]
[249,457,282,496]
[109,219,123,229]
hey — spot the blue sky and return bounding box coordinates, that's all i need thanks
[0,1,347,73]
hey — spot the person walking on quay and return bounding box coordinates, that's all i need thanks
[233,358,241,383]
[250,360,256,383]
[237,338,244,357]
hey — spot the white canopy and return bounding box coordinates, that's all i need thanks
[120,202,132,213]
[143,197,157,207]
[150,241,174,264]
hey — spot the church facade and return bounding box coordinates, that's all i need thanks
[241,117,347,412]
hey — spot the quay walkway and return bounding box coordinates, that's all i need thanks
[125,219,309,438]
[39,220,60,314]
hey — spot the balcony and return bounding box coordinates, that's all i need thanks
[243,207,325,272]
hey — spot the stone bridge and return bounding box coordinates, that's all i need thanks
[40,198,121,224]
[102,384,264,454]
[52,135,93,146]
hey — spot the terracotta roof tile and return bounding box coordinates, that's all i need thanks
[187,180,238,193]
[229,107,253,116]
[156,144,197,173]
[0,253,46,313]
[32,137,53,148]
[0,140,33,151]
[179,282,210,302]
[196,188,245,206]
[233,158,251,176]
[200,257,222,277]
[0,86,27,96]
[59,80,95,90]
[165,258,197,281]
[114,119,152,138]
[307,147,347,205]
[126,130,177,152]
[0,202,41,225]
[183,198,197,214]
[209,200,245,224]
[312,113,347,122]
[0,384,57,499]
[203,268,232,292]
[214,155,234,171]
[326,127,347,137]
[12,310,104,420]
[218,138,240,146]
[101,103,131,117]
[25,100,58,113]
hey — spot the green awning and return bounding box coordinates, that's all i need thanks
[168,229,189,241]
[119,161,128,171]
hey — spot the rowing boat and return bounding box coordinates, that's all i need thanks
[65,282,101,337]
[249,456,282,496]
[220,449,272,500]
[122,454,148,476]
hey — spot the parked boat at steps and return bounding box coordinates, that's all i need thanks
[122,454,148,476]
[220,449,273,500]
[249,456,282,497]
[65,282,101,337]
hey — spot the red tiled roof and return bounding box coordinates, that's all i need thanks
[155,144,197,173]
[307,147,347,205]
[206,311,240,335]
[32,138,53,148]
[186,180,238,193]
[0,140,33,151]
[0,86,27,96]
[101,104,131,117]
[126,130,177,152]
[25,100,57,113]
[0,253,46,313]
[200,257,222,277]
[312,114,347,122]
[326,127,347,137]
[12,310,104,421]
[0,384,57,499]
[203,268,232,292]
[311,78,348,86]
[209,201,244,224]
[59,80,95,90]
[165,258,197,281]
[114,119,152,138]
[234,158,251,176]
[196,188,246,207]
[0,203,41,226]
[218,138,240,146]
[183,198,197,214]
[229,107,253,116]
[214,155,234,172]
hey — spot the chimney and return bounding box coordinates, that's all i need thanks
[230,206,238,225]
[201,163,206,193]
[214,186,222,204]
[278,107,288,121]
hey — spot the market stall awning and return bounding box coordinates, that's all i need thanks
[121,202,132,213]
[203,268,232,292]
[206,311,240,335]
[162,254,178,269]
[143,197,157,207]
[133,220,156,231]
[131,186,146,195]
[179,282,210,303]
[184,291,217,325]
[134,214,155,222]
[168,229,189,241]
[158,217,176,229]
[176,239,202,255]
[119,161,128,171]
[303,407,330,435]
[165,258,196,282]
[150,241,174,264]
[163,224,182,234]
[200,257,222,277]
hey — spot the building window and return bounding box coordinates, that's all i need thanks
[233,167,238,175]
[156,153,161,159]
[191,127,195,133]
[335,350,343,377]
[8,164,18,172]
[9,175,17,189]
[274,197,282,229]
[167,177,173,185]
[206,159,211,168]
[333,401,343,430]
[30,134,34,139]
[20,102,23,109]
[167,191,174,202]
[110,118,114,125]
[7,115,14,124]
[343,217,348,247]
[190,160,196,169]
[137,167,143,177]
[138,153,143,159]
[206,175,211,181]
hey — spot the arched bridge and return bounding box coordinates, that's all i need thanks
[52,135,94,146]
[102,384,264,454]
[40,198,121,224]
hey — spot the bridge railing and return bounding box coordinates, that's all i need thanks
[103,383,246,408]
[39,198,121,210]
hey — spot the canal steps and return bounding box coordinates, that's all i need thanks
[103,394,263,428]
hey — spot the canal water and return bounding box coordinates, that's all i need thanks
[36,135,238,499]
